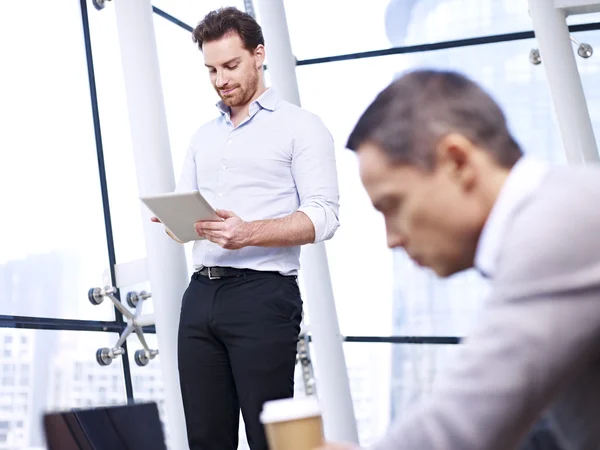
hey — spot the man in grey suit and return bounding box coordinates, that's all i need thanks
[318,70,600,450]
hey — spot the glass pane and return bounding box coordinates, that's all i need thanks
[127,333,168,442]
[0,328,126,449]
[87,5,145,266]
[151,0,246,27]
[306,342,459,446]
[567,11,600,26]
[386,343,460,421]
[392,256,489,337]
[342,343,393,446]
[0,2,113,320]
[284,0,534,61]
[296,36,595,336]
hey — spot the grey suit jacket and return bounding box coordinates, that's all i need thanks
[373,167,600,450]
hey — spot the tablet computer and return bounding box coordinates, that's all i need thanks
[140,190,219,243]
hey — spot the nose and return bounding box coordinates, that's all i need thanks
[215,71,228,88]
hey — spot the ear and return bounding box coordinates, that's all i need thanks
[254,44,266,69]
[434,133,478,191]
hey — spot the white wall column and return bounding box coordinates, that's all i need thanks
[529,0,599,163]
[113,1,189,448]
[255,0,359,444]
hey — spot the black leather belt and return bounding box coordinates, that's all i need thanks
[194,266,276,280]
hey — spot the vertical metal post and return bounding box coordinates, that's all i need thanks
[255,0,359,444]
[113,1,189,448]
[529,0,599,163]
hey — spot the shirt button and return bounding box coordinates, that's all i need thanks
[222,165,227,170]
[217,192,223,197]
[227,139,232,144]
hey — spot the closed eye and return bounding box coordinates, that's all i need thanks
[375,197,401,214]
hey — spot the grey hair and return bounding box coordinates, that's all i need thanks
[346,69,522,169]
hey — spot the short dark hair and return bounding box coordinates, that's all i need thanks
[347,69,522,169]
[192,7,264,52]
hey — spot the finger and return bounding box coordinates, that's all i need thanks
[203,231,220,242]
[204,231,231,248]
[150,216,161,223]
[205,233,226,248]
[194,223,207,237]
[194,222,216,234]
[197,221,227,232]
[216,209,237,219]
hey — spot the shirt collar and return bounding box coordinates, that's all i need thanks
[216,87,278,117]
[474,156,549,278]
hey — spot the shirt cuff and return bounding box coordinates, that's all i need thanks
[297,204,339,243]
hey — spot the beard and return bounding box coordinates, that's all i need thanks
[217,68,260,108]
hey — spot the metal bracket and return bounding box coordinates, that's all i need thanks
[529,35,593,65]
[92,0,112,11]
[297,331,317,396]
[88,286,158,367]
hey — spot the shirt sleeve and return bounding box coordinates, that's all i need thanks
[174,144,198,193]
[292,113,340,243]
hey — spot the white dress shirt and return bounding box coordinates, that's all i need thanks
[175,88,340,275]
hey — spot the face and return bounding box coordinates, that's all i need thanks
[357,137,496,277]
[203,32,264,108]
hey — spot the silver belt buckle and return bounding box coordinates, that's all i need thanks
[207,267,221,280]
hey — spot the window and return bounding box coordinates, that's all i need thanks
[2,3,600,450]
[284,0,532,61]
[151,0,245,25]
[0,1,113,321]
[286,3,600,444]
[293,32,595,340]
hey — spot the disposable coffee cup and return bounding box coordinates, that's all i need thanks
[260,396,324,450]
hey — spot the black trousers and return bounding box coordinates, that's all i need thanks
[178,270,303,450]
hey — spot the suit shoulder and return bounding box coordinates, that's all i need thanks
[498,166,600,283]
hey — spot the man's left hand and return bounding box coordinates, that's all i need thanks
[195,209,251,250]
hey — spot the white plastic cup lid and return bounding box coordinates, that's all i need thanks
[260,397,321,424]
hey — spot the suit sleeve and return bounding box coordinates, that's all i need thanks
[371,193,600,450]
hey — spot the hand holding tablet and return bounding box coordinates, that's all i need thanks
[141,191,219,243]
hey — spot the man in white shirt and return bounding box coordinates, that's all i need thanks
[153,7,339,450]
[318,70,600,449]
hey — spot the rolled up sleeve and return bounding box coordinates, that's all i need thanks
[292,114,340,243]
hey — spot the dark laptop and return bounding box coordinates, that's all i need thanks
[43,402,167,450]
